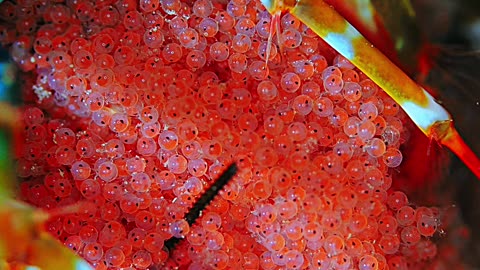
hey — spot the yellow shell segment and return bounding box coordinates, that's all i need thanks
[350,38,427,105]
[263,0,454,136]
[291,0,430,107]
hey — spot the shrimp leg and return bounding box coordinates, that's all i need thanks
[0,199,93,270]
[261,0,480,178]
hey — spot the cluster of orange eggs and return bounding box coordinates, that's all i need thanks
[0,0,451,269]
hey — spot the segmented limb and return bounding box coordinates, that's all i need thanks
[0,199,93,270]
[260,0,480,178]
[27,232,93,270]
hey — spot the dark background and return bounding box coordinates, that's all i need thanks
[413,0,480,268]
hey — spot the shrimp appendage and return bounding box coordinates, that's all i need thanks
[261,0,480,178]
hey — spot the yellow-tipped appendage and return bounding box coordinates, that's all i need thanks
[0,198,95,270]
[0,103,94,269]
[260,0,480,178]
[265,9,282,65]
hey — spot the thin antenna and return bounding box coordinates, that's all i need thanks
[265,10,282,65]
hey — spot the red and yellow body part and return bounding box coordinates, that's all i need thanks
[261,0,480,179]
[0,92,92,269]
[0,199,92,270]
